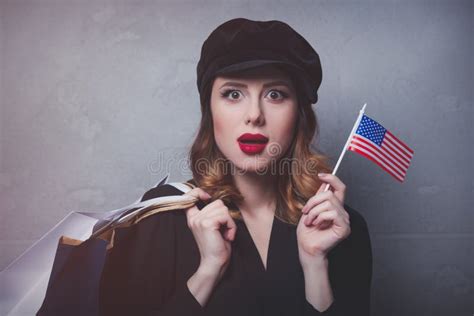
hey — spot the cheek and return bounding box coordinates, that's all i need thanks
[211,102,234,147]
[212,109,223,137]
[270,107,298,149]
[212,112,223,138]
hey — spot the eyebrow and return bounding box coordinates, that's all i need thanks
[219,80,293,89]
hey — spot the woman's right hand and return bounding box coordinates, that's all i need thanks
[184,188,237,276]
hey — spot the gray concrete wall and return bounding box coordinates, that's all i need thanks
[0,0,472,315]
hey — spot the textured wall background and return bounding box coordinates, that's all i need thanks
[0,0,472,315]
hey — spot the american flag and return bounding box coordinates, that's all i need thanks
[348,114,414,182]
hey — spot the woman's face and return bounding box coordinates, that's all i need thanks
[210,65,299,174]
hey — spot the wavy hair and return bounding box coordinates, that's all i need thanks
[188,67,333,226]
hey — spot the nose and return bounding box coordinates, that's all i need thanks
[245,97,265,126]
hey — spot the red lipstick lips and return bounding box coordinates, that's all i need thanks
[237,133,269,155]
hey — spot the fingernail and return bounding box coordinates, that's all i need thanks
[318,173,327,177]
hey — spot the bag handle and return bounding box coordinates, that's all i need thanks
[91,180,199,248]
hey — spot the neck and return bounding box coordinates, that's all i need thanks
[233,171,277,220]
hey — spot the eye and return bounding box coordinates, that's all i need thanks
[220,89,243,101]
[266,89,289,101]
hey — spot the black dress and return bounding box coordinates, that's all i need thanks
[98,181,372,316]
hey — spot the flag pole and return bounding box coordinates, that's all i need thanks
[323,103,367,192]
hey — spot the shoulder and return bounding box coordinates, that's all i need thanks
[135,180,195,226]
[139,180,195,202]
[112,180,195,244]
[100,181,197,311]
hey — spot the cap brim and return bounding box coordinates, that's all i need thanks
[214,60,317,103]
[214,60,290,75]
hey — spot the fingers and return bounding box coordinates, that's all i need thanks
[185,205,200,218]
[317,173,346,203]
[302,174,346,215]
[301,177,349,229]
[310,206,350,229]
[184,187,212,200]
[302,190,341,215]
[186,197,237,241]
[303,200,331,226]
[187,198,225,222]
[184,188,212,217]
[208,212,237,241]
[312,209,351,238]
[304,204,350,237]
[204,200,237,241]
[312,209,338,228]
[316,180,327,195]
[303,199,346,228]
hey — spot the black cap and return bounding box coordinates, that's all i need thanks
[196,18,323,104]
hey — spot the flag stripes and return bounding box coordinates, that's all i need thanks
[348,114,414,182]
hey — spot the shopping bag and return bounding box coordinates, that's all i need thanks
[0,174,197,316]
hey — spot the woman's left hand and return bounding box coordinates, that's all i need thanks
[297,173,351,269]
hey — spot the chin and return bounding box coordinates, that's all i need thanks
[229,155,275,175]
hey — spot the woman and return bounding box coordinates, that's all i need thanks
[99,18,372,316]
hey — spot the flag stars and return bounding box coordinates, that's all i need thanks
[355,115,386,146]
